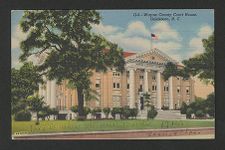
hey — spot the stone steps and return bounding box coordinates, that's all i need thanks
[137,110,186,120]
[156,110,186,120]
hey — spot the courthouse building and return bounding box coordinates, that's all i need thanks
[38,48,195,115]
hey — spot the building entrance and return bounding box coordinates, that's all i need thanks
[140,97,144,110]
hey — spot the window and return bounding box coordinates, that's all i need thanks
[177,87,180,93]
[126,71,130,77]
[96,83,100,88]
[113,96,121,107]
[117,83,120,88]
[163,86,169,91]
[113,72,120,76]
[127,84,130,89]
[152,85,157,91]
[139,85,143,92]
[140,75,144,79]
[186,87,190,94]
[113,83,116,88]
[152,76,156,80]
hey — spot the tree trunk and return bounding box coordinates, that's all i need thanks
[77,88,85,120]
[36,112,39,125]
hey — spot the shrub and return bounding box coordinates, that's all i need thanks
[147,106,158,119]
[161,105,169,110]
[121,106,131,119]
[91,107,102,118]
[180,102,188,114]
[103,107,110,118]
[14,111,31,121]
[71,106,78,113]
[195,110,205,118]
[111,107,122,119]
[130,108,138,119]
[186,108,193,119]
[38,111,48,120]
[83,107,91,117]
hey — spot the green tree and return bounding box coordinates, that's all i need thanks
[11,62,43,114]
[19,10,125,119]
[27,95,45,125]
[147,106,158,119]
[180,102,188,114]
[182,34,214,85]
[162,62,178,80]
[143,92,152,110]
[195,110,205,118]
[162,62,190,80]
[204,93,215,117]
[38,106,49,120]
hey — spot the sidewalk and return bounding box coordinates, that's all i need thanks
[13,127,214,140]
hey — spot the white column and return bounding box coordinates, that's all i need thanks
[83,94,86,107]
[156,71,162,109]
[144,70,149,92]
[50,80,56,108]
[129,69,135,108]
[169,77,174,109]
[42,76,47,103]
[46,80,51,106]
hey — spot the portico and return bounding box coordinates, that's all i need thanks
[125,49,178,110]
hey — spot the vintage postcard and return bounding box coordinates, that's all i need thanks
[11,9,214,140]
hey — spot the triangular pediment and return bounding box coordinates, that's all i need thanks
[125,48,178,64]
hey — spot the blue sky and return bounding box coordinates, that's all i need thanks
[11,9,214,68]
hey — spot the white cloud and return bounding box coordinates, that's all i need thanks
[197,25,213,38]
[11,25,27,49]
[188,25,213,57]
[153,41,182,51]
[188,37,204,57]
[92,23,119,35]
[108,34,151,51]
[91,20,186,63]
[11,49,22,68]
[169,54,182,63]
[125,21,151,37]
[151,21,181,41]
[92,21,182,54]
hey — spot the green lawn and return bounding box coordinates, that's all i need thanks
[12,119,214,135]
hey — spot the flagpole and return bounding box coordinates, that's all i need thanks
[150,33,153,50]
